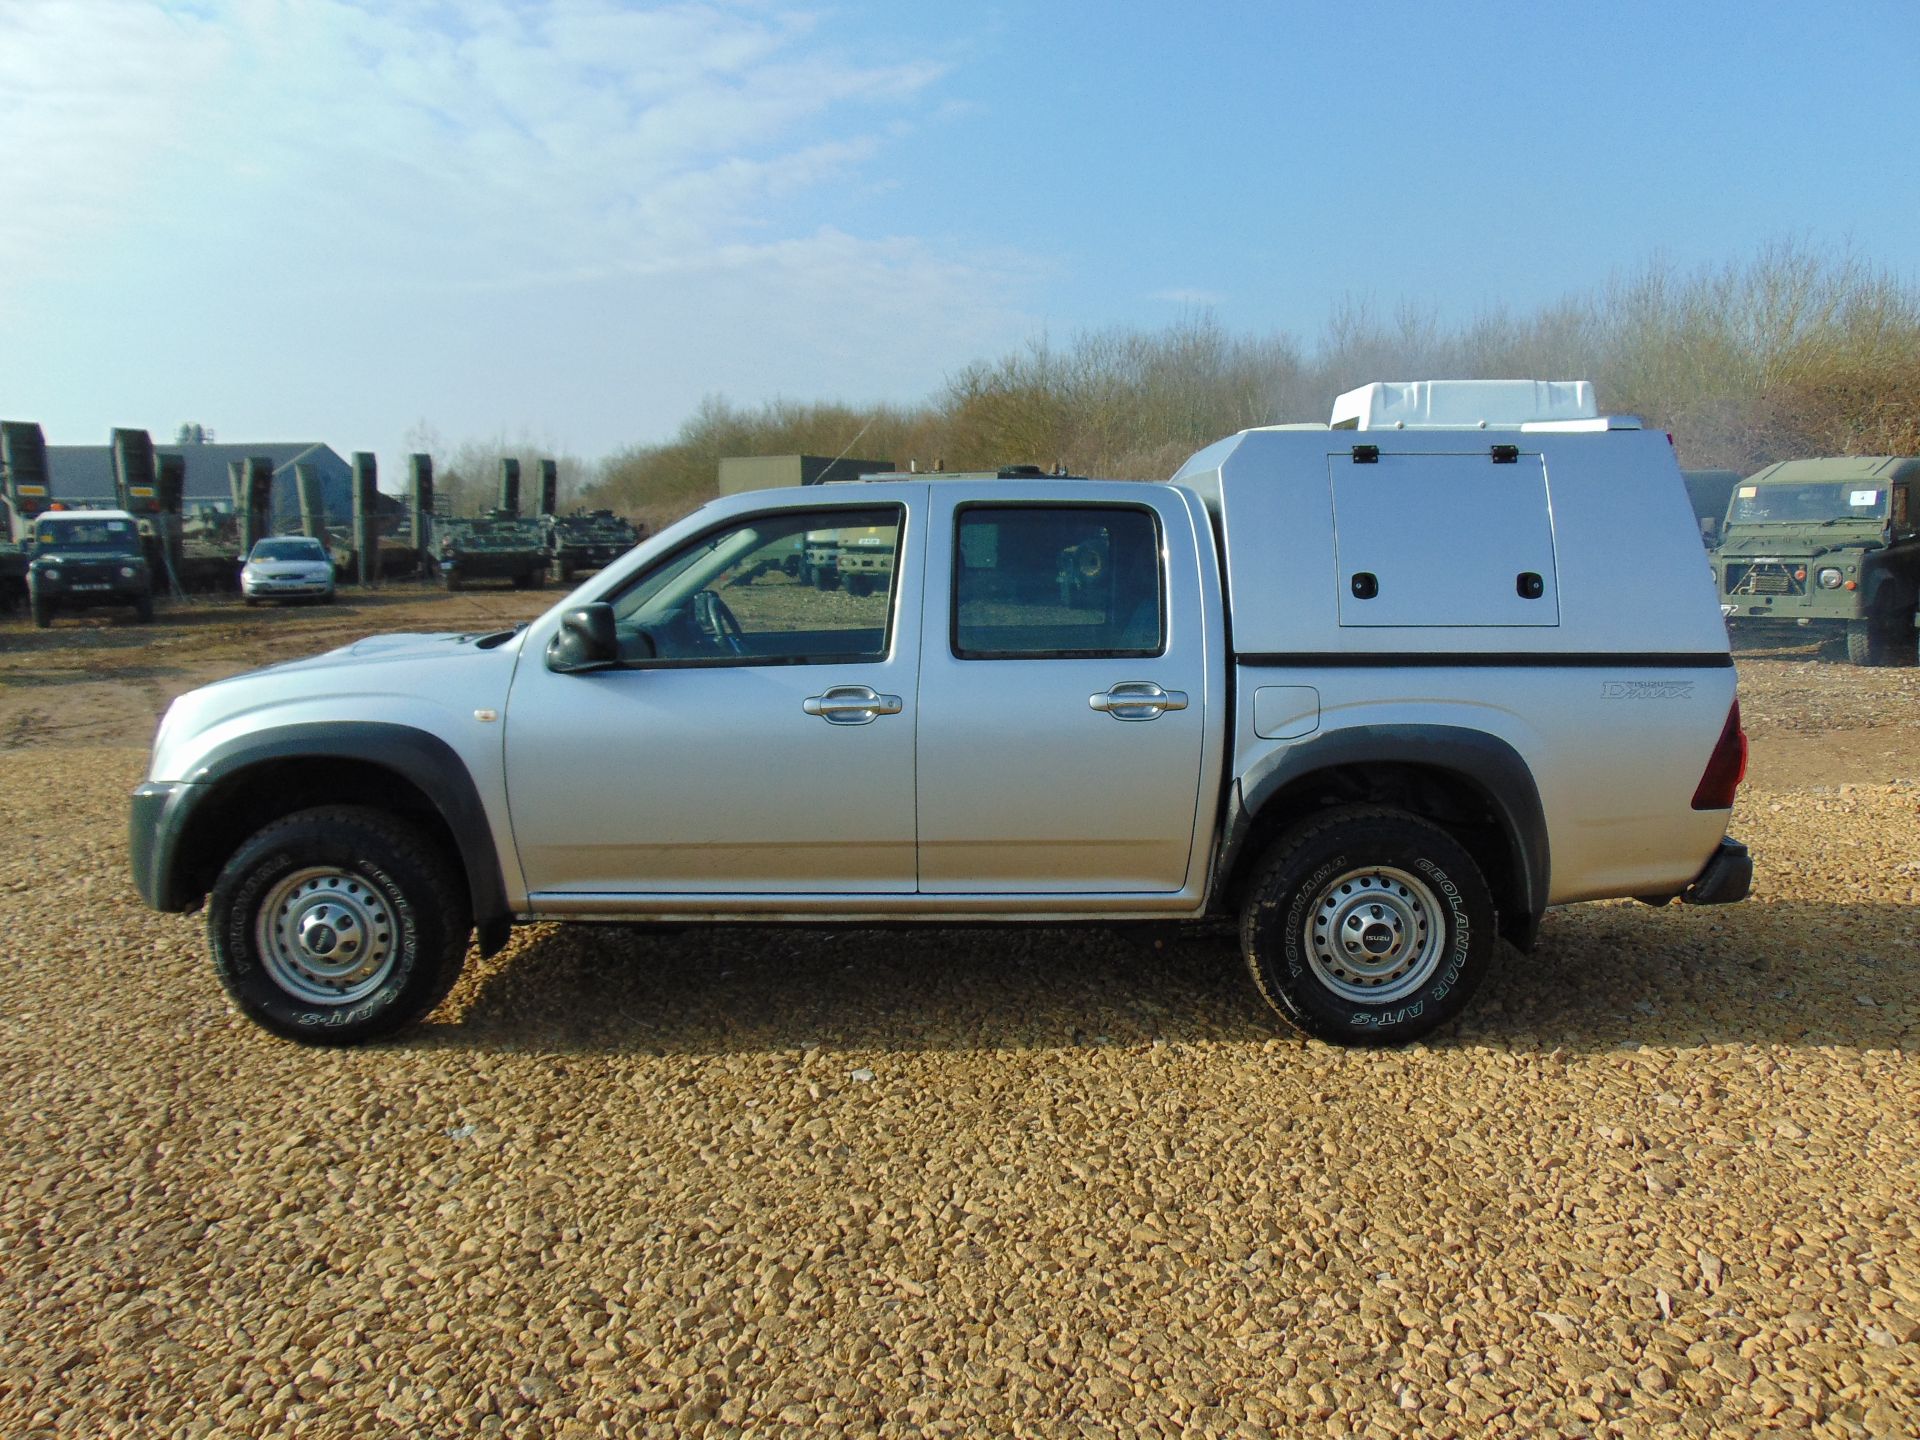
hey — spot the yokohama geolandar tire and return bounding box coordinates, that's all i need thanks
[1240,806,1498,1046]
[208,806,471,1045]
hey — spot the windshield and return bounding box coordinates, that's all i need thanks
[35,518,140,553]
[250,539,327,562]
[1729,481,1888,525]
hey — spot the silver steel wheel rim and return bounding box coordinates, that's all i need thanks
[255,866,398,1006]
[1302,865,1446,1005]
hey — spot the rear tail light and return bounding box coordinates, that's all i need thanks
[1691,700,1747,810]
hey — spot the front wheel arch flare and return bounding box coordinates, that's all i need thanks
[167,723,511,945]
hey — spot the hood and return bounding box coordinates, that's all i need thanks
[33,549,145,568]
[147,626,526,782]
[214,629,517,683]
[1717,529,1881,559]
[245,560,333,576]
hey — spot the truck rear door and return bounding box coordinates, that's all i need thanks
[915,489,1212,894]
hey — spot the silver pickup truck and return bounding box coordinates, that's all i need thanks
[131,380,1750,1047]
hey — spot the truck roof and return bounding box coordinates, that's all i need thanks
[37,507,138,524]
[1745,456,1920,486]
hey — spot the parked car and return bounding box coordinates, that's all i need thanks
[28,509,153,627]
[131,379,1749,1047]
[240,536,336,606]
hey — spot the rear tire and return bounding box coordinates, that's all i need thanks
[208,806,471,1045]
[1240,805,1497,1046]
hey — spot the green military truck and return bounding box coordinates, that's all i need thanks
[544,509,643,585]
[439,510,550,591]
[1714,456,1920,666]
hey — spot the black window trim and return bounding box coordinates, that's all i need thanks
[600,500,908,670]
[949,499,1168,662]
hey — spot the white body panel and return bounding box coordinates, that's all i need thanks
[1175,427,1726,657]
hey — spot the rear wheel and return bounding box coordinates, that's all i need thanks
[208,806,471,1045]
[1240,806,1497,1046]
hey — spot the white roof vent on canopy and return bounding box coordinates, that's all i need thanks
[1330,380,1605,431]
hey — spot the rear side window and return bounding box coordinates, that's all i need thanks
[953,505,1163,659]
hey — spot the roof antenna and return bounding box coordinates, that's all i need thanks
[820,414,876,481]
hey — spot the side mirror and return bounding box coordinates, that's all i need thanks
[546,603,618,673]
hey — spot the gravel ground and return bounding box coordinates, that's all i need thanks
[1,594,1917,1438]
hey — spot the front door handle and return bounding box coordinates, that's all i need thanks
[1089,681,1188,721]
[803,684,903,725]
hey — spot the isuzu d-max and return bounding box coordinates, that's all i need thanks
[131,380,1750,1046]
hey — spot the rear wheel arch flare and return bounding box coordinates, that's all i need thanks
[1230,724,1549,922]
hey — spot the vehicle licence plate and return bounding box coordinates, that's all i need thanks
[73,583,110,591]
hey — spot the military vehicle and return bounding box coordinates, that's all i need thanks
[438,509,549,591]
[0,535,26,612]
[544,509,643,584]
[26,509,155,626]
[1714,456,1919,666]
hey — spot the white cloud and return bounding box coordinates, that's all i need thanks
[0,1,1044,452]
[0,0,955,291]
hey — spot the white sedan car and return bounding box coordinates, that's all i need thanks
[240,537,336,606]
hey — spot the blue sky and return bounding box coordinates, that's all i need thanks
[2,0,1917,466]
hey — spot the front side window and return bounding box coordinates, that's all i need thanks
[953,505,1163,659]
[610,507,902,665]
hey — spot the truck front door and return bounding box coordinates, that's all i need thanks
[504,500,922,897]
[914,493,1212,894]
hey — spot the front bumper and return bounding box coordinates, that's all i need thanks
[1682,836,1752,905]
[129,780,204,912]
[243,578,333,596]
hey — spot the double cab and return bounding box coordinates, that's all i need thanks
[131,380,1750,1046]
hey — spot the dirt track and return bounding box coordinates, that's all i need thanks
[1,591,1916,1438]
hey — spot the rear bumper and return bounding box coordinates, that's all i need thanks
[1682,836,1751,905]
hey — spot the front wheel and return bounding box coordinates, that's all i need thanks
[1240,806,1497,1046]
[30,593,53,628]
[208,806,471,1044]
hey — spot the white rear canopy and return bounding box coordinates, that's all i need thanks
[1331,380,1605,431]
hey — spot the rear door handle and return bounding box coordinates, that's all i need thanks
[803,684,903,725]
[1089,681,1188,721]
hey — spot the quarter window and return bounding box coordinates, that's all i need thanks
[953,506,1163,659]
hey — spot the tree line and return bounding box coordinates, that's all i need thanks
[574,244,1920,530]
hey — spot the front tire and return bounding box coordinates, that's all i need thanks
[30,593,53,628]
[208,806,471,1045]
[1240,806,1497,1046]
